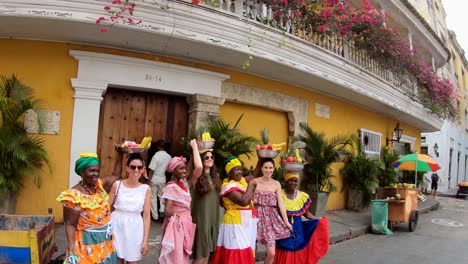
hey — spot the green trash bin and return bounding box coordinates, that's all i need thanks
[371,199,393,235]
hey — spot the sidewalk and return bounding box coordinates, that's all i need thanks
[51,197,441,262]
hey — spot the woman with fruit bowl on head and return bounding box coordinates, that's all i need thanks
[189,146,222,264]
[254,158,293,264]
[108,153,152,264]
[274,172,329,264]
[212,156,259,264]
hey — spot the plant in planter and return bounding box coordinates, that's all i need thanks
[184,114,258,179]
[378,146,399,187]
[295,122,351,216]
[0,75,51,214]
[341,135,380,211]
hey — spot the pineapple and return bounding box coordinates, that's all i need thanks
[258,128,272,150]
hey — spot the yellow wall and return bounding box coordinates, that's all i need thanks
[0,39,422,216]
[220,102,289,169]
[0,40,77,220]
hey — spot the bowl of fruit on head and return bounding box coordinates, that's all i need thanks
[280,149,305,172]
[121,137,152,154]
[256,128,287,159]
[197,131,215,149]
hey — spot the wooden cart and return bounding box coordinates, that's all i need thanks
[377,187,419,232]
[0,212,57,264]
[456,182,468,198]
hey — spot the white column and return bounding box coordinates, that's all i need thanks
[432,56,436,72]
[69,79,108,187]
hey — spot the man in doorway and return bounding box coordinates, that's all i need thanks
[148,139,172,220]
[431,172,441,198]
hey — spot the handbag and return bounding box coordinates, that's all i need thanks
[111,180,122,212]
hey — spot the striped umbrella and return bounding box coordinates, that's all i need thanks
[392,153,440,186]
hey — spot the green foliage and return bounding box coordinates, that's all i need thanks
[0,75,51,195]
[296,122,351,194]
[341,135,380,207]
[378,146,399,187]
[185,114,258,179]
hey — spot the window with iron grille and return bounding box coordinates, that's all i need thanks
[359,128,382,159]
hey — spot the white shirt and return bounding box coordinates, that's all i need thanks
[148,150,171,183]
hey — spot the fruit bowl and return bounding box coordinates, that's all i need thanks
[281,162,304,172]
[257,149,279,159]
[197,140,215,149]
[121,147,146,154]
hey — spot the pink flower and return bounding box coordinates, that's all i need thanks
[104,6,111,11]
[112,0,122,4]
[319,25,326,32]
[100,28,108,33]
[95,17,105,24]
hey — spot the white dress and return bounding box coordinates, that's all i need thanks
[111,181,149,261]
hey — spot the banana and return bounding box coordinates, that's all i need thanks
[80,152,98,158]
[201,132,212,141]
[272,142,286,151]
[138,136,153,148]
[294,149,302,163]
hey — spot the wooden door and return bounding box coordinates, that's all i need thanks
[97,88,189,178]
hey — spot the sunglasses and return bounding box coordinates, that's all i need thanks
[129,165,144,171]
[204,156,214,161]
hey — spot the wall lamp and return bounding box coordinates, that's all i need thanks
[433,143,439,157]
[386,122,403,146]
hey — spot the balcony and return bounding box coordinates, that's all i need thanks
[0,0,444,131]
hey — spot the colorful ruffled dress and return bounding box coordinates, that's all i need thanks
[254,190,291,247]
[212,177,258,264]
[274,190,329,264]
[56,179,117,264]
[159,181,196,264]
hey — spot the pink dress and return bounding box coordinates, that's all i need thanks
[159,181,196,264]
[254,190,291,247]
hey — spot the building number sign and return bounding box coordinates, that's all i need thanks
[145,74,162,82]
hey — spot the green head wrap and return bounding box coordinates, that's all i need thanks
[75,156,100,176]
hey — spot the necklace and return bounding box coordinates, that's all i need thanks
[80,181,97,195]
[284,189,298,200]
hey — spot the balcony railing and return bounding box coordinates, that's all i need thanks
[194,0,419,97]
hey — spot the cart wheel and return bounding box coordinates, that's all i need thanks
[409,210,418,232]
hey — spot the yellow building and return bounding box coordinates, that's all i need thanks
[0,0,450,221]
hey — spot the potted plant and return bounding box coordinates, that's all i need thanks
[296,122,351,217]
[378,146,399,188]
[0,75,51,214]
[341,136,380,211]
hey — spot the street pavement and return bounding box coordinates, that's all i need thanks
[51,193,444,263]
[321,196,468,264]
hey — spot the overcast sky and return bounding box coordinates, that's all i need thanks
[441,0,467,53]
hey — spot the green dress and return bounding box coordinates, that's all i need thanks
[191,172,220,259]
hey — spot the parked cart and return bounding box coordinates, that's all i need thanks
[456,182,468,198]
[377,187,419,232]
[0,210,57,264]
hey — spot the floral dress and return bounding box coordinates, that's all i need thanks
[56,179,117,264]
[254,190,291,247]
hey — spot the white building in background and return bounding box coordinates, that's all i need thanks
[414,0,468,191]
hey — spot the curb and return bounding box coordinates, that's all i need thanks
[330,226,370,244]
[418,200,440,214]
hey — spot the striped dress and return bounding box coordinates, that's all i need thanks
[212,177,258,264]
[274,190,329,264]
